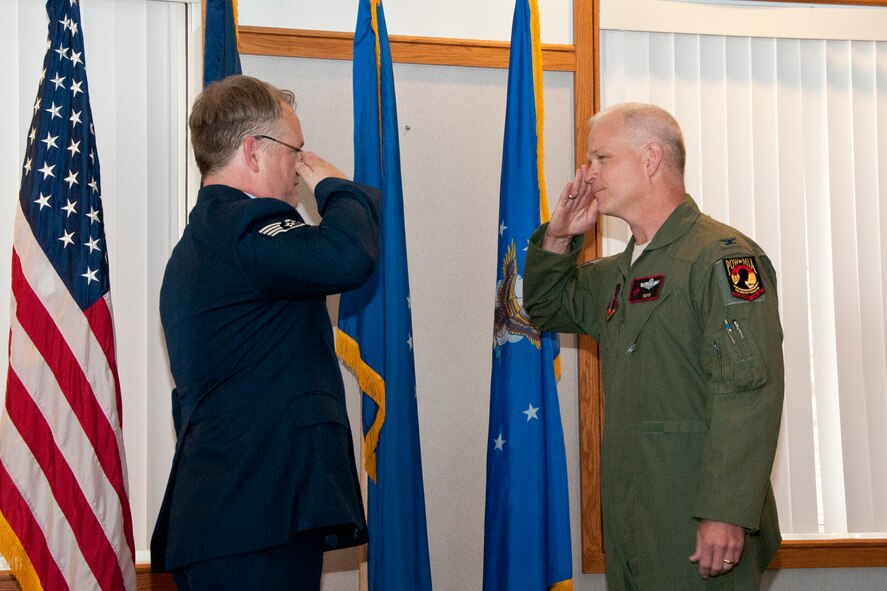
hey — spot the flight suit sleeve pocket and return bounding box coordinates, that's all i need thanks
[289,392,349,428]
[706,319,769,394]
[721,355,768,392]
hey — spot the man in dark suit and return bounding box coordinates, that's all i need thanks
[151,75,380,591]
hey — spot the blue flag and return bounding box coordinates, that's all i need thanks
[203,0,242,86]
[337,1,432,589]
[483,1,573,589]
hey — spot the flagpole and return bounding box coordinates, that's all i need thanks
[359,428,369,591]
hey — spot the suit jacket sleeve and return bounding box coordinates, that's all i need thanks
[238,177,381,299]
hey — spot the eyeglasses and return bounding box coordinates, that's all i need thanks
[254,134,303,154]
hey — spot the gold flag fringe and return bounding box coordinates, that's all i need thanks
[529,0,548,224]
[526,0,562,382]
[336,329,386,482]
[232,0,240,43]
[371,0,384,156]
[0,511,44,591]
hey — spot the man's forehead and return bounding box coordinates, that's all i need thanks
[589,111,620,135]
[283,104,301,125]
[282,108,305,141]
[586,126,615,155]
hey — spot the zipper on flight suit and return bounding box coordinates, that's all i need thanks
[621,288,674,357]
[622,245,656,356]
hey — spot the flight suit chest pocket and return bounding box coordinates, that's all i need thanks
[601,276,674,351]
[620,285,675,353]
[707,318,768,394]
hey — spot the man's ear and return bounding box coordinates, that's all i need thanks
[644,142,664,177]
[242,136,262,174]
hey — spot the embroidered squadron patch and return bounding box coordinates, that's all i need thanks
[606,283,621,321]
[259,219,305,236]
[722,256,765,301]
[628,275,664,304]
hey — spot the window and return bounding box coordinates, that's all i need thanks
[591,27,887,566]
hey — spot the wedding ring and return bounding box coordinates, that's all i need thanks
[567,194,575,200]
[722,558,734,565]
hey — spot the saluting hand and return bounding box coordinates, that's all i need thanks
[294,151,348,193]
[543,165,599,254]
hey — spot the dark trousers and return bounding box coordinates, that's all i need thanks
[171,533,324,591]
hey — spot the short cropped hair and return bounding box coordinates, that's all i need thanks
[592,102,686,177]
[189,75,296,176]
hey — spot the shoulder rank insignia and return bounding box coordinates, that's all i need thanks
[718,237,737,247]
[259,219,305,236]
[722,256,765,301]
[628,275,664,304]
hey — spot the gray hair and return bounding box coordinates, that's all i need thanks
[591,102,686,177]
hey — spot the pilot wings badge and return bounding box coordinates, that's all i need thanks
[494,241,541,352]
[629,274,665,304]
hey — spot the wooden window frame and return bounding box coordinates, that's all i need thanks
[747,0,887,5]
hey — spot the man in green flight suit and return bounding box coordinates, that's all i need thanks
[524,103,783,590]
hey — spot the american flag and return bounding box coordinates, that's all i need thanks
[0,1,136,589]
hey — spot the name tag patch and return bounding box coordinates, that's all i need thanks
[722,256,765,301]
[628,275,664,304]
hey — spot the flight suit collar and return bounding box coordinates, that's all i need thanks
[615,194,700,275]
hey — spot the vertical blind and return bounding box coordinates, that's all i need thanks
[600,30,887,538]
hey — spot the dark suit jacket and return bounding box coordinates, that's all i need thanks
[151,178,380,570]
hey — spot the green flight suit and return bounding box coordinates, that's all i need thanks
[524,195,783,590]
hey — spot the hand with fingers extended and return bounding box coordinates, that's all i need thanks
[688,519,745,580]
[543,165,599,253]
[294,151,348,193]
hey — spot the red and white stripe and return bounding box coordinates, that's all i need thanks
[0,203,136,590]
